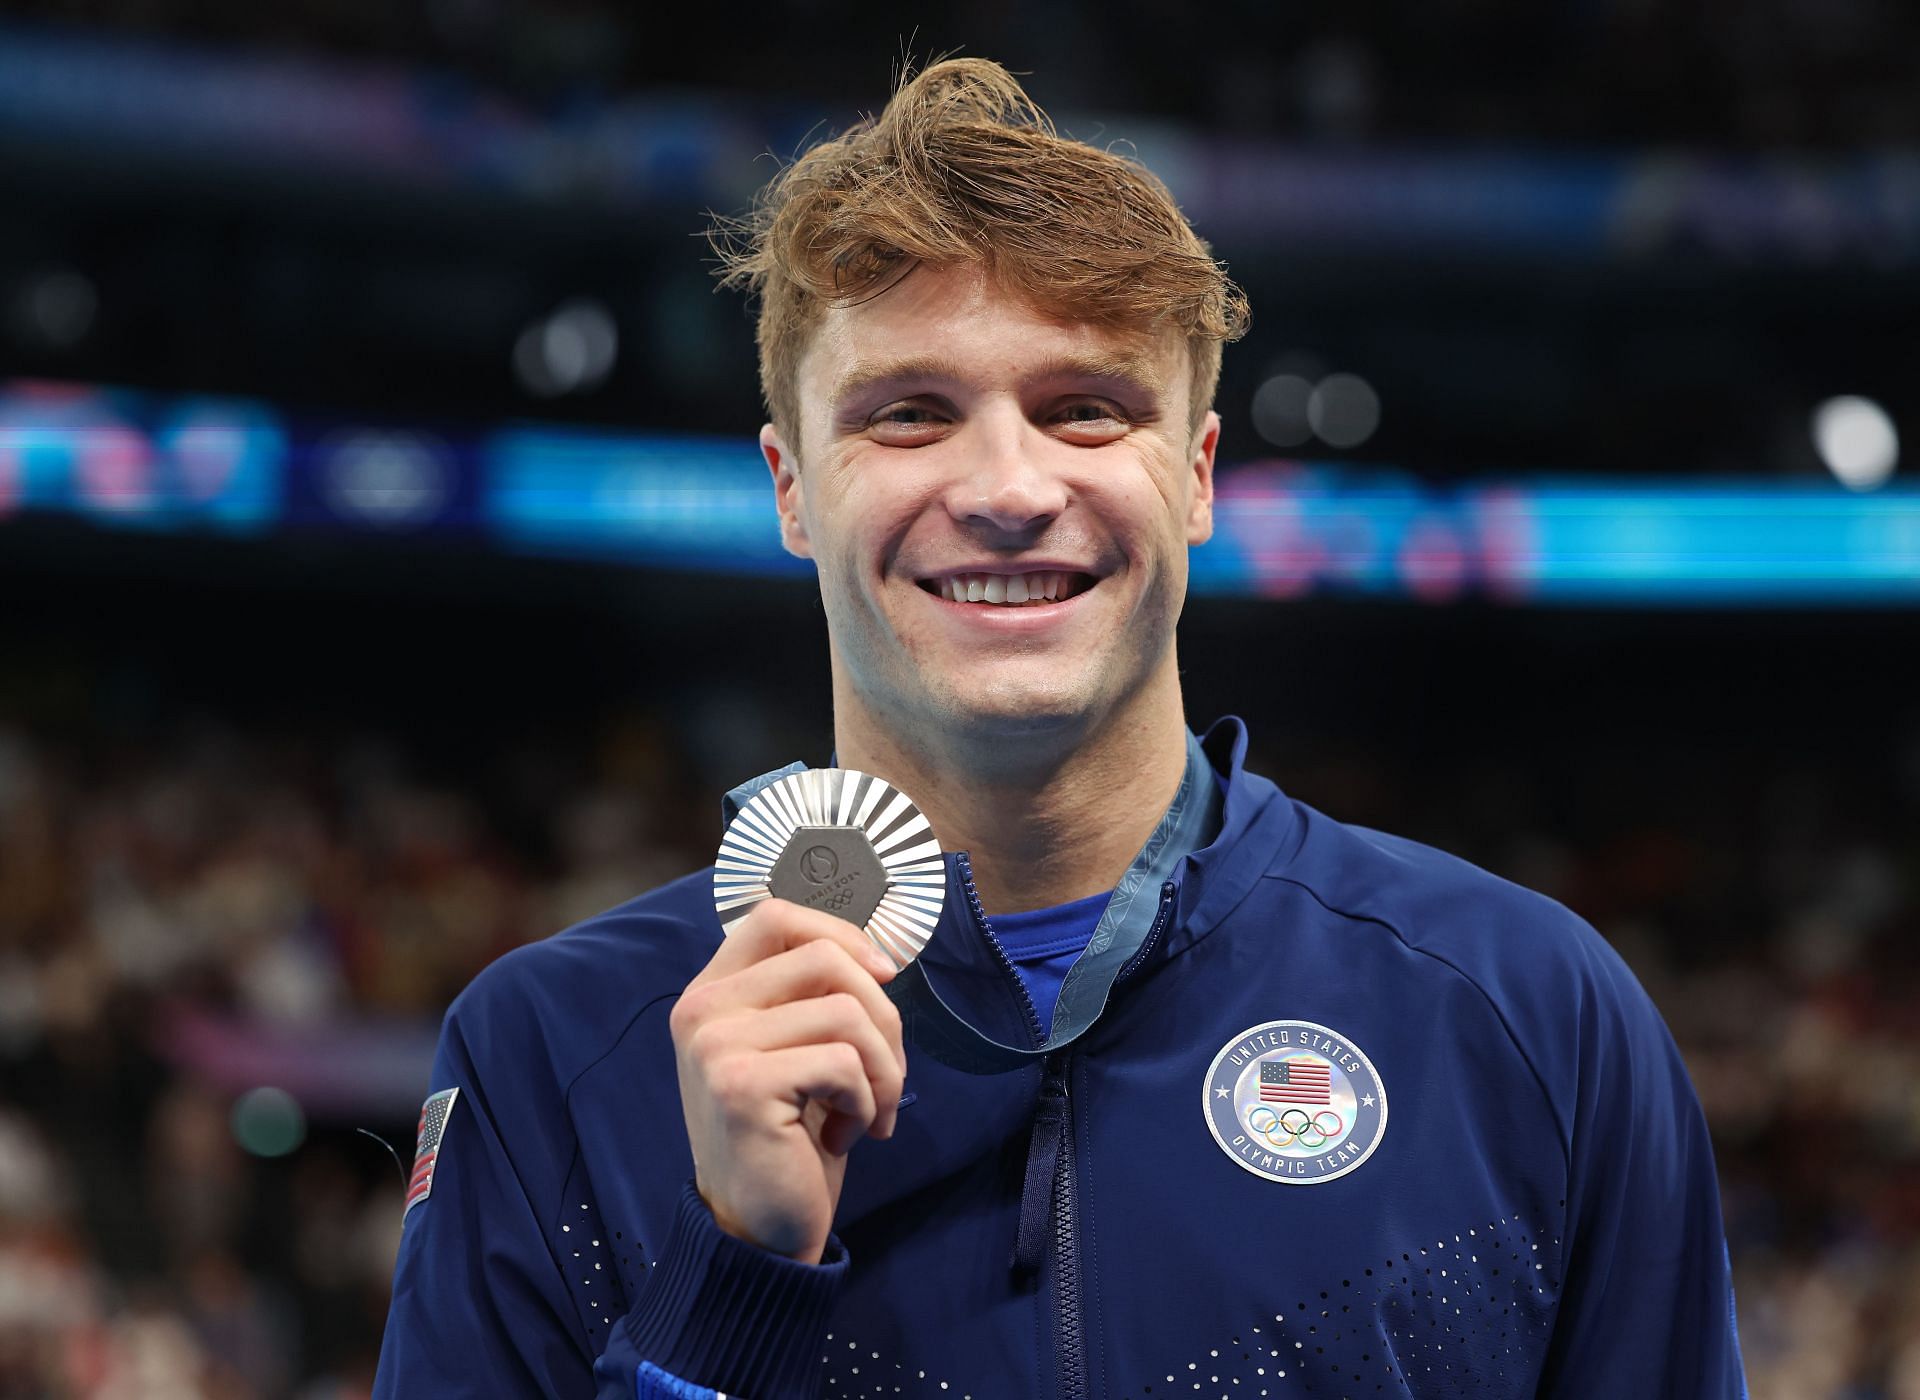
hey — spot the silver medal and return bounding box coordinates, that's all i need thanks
[713,769,945,970]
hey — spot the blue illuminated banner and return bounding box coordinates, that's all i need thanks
[1201,463,1920,604]
[4,380,1918,606]
[0,381,284,530]
[486,427,798,572]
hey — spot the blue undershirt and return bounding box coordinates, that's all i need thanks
[972,762,1225,1046]
[983,889,1113,1040]
[815,752,1214,1043]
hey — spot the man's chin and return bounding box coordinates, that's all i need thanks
[932,684,1101,749]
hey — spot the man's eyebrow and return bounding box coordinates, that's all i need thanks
[828,355,971,412]
[1023,351,1167,397]
[827,349,1168,413]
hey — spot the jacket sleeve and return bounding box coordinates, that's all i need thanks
[1537,928,1749,1398]
[374,979,849,1399]
[593,1183,849,1399]
[372,998,602,1398]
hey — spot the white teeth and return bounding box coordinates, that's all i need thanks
[933,570,1082,604]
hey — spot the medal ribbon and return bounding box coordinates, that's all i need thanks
[723,732,1221,1076]
[888,729,1220,1074]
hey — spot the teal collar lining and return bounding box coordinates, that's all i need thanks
[720,731,1224,1076]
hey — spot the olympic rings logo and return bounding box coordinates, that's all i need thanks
[1246,1105,1345,1149]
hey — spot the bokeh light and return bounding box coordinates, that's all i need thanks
[1251,373,1315,448]
[1308,373,1382,450]
[1812,396,1899,491]
[230,1086,307,1158]
[514,298,620,398]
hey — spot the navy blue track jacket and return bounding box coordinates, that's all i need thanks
[374,719,1748,1398]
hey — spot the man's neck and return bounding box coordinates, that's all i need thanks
[834,685,1192,915]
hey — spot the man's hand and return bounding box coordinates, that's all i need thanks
[670,898,907,1263]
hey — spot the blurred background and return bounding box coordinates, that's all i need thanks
[2,2,1918,1395]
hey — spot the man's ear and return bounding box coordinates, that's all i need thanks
[1186,409,1220,546]
[762,422,812,559]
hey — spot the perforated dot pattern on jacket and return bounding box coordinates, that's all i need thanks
[1122,1212,1563,1399]
[818,1331,975,1397]
[554,1176,649,1350]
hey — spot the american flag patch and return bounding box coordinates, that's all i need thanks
[1259,1057,1331,1105]
[405,1087,460,1217]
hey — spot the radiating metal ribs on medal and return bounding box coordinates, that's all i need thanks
[713,768,944,968]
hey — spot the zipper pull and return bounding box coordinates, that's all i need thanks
[1011,1058,1069,1276]
[1115,882,1179,984]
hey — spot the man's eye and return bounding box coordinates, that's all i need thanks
[1058,402,1127,428]
[875,405,942,426]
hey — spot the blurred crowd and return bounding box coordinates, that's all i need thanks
[0,706,709,1396]
[0,700,1916,1397]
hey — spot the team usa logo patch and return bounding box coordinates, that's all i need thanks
[1203,1020,1387,1185]
[404,1087,459,1217]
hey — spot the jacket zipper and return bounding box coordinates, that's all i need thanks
[955,851,1047,1045]
[1043,1051,1087,1400]
[968,858,1180,1400]
[1049,886,1177,1400]
[1115,881,1179,984]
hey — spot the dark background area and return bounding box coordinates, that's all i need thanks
[4,1,1920,481]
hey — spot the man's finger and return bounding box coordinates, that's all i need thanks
[710,992,905,1138]
[734,1043,878,1148]
[699,898,896,985]
[689,938,905,1071]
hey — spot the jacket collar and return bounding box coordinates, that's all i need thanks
[1169,715,1302,958]
[718,718,1299,1033]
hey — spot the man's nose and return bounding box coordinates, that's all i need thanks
[943,412,1069,536]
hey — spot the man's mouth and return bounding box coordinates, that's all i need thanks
[917,570,1098,607]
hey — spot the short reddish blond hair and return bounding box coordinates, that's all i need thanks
[712,57,1250,450]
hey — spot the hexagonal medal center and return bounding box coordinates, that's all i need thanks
[769,826,886,928]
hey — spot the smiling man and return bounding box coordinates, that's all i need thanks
[767,262,1215,919]
[374,60,1748,1400]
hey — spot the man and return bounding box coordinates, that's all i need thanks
[375,59,1748,1399]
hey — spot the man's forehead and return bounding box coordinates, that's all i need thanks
[800,272,1183,407]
